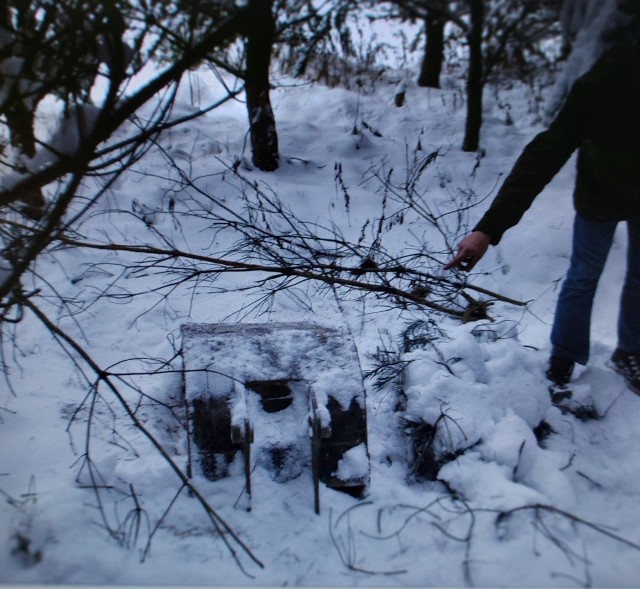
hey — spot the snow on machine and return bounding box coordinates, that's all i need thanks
[181,322,370,513]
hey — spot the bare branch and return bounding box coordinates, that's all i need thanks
[23,299,264,574]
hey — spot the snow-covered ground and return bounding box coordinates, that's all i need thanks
[2,57,640,587]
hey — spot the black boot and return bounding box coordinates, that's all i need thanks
[546,355,574,403]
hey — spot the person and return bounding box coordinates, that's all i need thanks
[444,38,640,400]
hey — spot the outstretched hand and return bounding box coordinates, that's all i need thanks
[444,231,491,272]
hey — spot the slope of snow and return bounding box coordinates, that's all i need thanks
[1,57,640,588]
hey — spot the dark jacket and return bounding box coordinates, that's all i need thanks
[474,41,640,245]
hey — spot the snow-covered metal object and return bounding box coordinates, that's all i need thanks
[181,322,369,513]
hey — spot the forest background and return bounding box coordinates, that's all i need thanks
[2,0,640,586]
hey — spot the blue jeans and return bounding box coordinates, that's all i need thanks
[551,214,640,365]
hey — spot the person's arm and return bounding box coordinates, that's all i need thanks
[472,121,583,245]
[444,70,593,271]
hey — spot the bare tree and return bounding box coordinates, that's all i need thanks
[462,0,484,151]
[365,1,561,150]
[187,1,364,169]
[418,1,447,88]
[0,1,251,295]
[0,0,526,567]
[463,0,563,150]
[0,0,268,569]
[243,0,279,171]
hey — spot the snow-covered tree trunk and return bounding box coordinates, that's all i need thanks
[462,0,483,152]
[418,5,446,88]
[245,0,279,171]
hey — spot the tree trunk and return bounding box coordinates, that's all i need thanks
[462,0,484,152]
[245,0,279,171]
[417,10,445,88]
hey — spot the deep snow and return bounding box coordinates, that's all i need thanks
[1,52,640,588]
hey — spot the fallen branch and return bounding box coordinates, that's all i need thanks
[24,299,264,575]
[329,508,408,577]
[55,237,527,318]
[494,503,640,552]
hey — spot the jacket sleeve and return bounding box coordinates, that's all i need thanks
[473,76,592,245]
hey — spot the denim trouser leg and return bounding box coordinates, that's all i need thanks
[618,219,640,354]
[551,215,616,365]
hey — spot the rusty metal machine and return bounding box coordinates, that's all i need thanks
[181,322,369,513]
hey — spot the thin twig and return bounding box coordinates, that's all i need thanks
[24,299,264,574]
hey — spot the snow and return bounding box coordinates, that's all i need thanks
[333,443,369,482]
[2,46,640,588]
